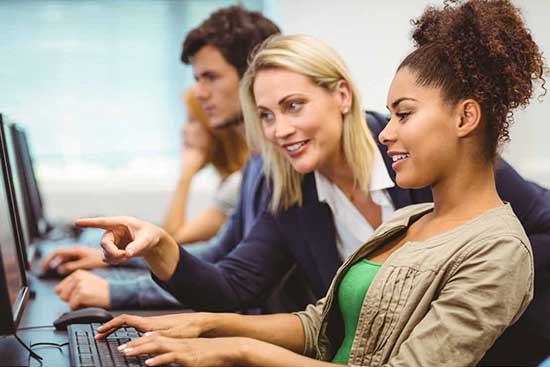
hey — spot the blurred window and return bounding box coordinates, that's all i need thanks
[0,0,273,183]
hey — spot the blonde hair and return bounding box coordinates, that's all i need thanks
[240,34,377,212]
[185,91,248,177]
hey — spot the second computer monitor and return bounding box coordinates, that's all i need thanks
[11,125,48,241]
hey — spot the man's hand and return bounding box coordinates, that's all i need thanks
[41,247,108,275]
[54,270,110,309]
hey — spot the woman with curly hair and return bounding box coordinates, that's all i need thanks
[85,0,545,365]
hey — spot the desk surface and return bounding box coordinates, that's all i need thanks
[0,267,183,367]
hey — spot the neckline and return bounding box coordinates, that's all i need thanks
[400,203,512,247]
[361,259,382,267]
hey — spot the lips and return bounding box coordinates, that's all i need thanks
[203,105,215,115]
[391,153,410,163]
[285,141,307,152]
[387,151,410,170]
[281,139,310,157]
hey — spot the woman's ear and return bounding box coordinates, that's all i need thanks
[456,99,482,138]
[335,80,353,114]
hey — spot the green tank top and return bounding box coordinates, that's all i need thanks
[332,259,381,365]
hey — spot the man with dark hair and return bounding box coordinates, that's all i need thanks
[183,5,280,129]
[182,6,279,77]
[46,5,280,311]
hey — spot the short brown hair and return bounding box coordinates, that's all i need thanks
[399,0,546,160]
[181,5,280,77]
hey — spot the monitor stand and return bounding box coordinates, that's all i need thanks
[0,333,42,365]
[13,333,43,361]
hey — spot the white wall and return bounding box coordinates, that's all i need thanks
[280,0,550,184]
[42,0,550,223]
[42,165,219,225]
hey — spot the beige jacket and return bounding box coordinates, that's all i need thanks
[296,203,533,367]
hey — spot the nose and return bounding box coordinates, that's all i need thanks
[192,80,210,101]
[274,116,296,140]
[378,117,397,146]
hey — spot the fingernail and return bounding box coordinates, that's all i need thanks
[123,347,133,354]
[145,358,154,366]
[144,331,153,336]
[126,249,134,257]
[118,344,127,351]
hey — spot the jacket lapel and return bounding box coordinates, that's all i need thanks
[293,173,342,291]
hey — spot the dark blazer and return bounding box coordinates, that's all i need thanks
[160,111,550,365]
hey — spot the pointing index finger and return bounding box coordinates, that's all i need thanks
[74,216,128,230]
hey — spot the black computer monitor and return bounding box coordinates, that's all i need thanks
[0,121,33,269]
[0,115,30,335]
[10,124,48,241]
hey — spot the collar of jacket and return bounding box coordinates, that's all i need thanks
[316,206,433,360]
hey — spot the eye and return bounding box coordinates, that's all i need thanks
[396,111,411,121]
[201,72,218,83]
[259,110,274,124]
[287,100,304,112]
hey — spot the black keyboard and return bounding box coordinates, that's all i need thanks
[68,323,154,367]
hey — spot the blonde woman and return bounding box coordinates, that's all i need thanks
[83,6,547,363]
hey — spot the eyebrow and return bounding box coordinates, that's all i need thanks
[193,70,217,80]
[386,97,418,110]
[257,93,304,110]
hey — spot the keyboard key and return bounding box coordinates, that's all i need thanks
[69,323,160,366]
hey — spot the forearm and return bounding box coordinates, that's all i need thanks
[162,174,193,236]
[203,313,305,354]
[155,220,292,311]
[237,338,336,366]
[151,248,251,311]
[174,207,226,244]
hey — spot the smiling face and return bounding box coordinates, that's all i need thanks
[191,45,242,129]
[253,68,350,175]
[380,67,462,189]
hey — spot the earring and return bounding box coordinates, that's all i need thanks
[342,107,349,114]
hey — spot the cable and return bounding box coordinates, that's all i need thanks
[17,325,55,331]
[27,349,43,367]
[26,341,68,366]
[14,333,43,361]
[30,341,69,350]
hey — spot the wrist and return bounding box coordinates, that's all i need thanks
[235,337,258,365]
[144,229,179,281]
[197,312,223,337]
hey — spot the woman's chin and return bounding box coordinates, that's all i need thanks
[289,160,316,175]
[395,174,430,189]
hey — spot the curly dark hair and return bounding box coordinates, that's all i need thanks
[181,5,280,77]
[399,0,546,159]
